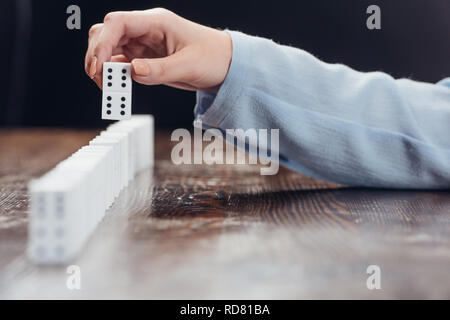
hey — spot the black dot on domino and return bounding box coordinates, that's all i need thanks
[108,75,112,80]
[107,96,112,101]
[122,76,126,81]
[108,82,112,87]
[122,68,126,74]
[107,103,111,108]
[107,110,111,115]
[121,97,125,101]
[120,111,125,115]
[121,104,125,108]
[108,68,112,73]
[121,83,126,88]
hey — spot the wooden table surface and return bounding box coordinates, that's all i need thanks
[0,129,449,299]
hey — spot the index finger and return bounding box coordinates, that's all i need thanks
[90,9,172,78]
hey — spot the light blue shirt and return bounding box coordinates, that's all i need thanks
[194,31,450,188]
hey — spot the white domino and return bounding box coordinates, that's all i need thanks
[102,62,132,120]
[28,115,154,264]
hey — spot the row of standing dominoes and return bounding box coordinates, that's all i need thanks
[28,115,154,264]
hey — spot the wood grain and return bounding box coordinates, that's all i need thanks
[0,129,449,299]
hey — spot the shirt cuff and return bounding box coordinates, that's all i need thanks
[193,30,251,128]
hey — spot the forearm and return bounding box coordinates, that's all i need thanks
[195,31,450,188]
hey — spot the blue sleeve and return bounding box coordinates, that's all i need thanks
[194,31,450,189]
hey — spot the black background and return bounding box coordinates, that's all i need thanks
[1,0,449,129]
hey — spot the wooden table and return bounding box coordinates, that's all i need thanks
[0,129,449,299]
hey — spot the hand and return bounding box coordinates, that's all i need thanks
[85,8,232,93]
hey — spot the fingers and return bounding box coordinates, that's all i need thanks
[85,24,126,80]
[91,12,127,77]
[131,49,194,86]
[93,74,102,89]
[111,54,130,63]
[87,9,174,79]
[85,23,103,77]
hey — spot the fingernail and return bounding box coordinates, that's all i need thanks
[132,60,150,76]
[89,56,97,79]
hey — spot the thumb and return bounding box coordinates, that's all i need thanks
[131,51,191,85]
